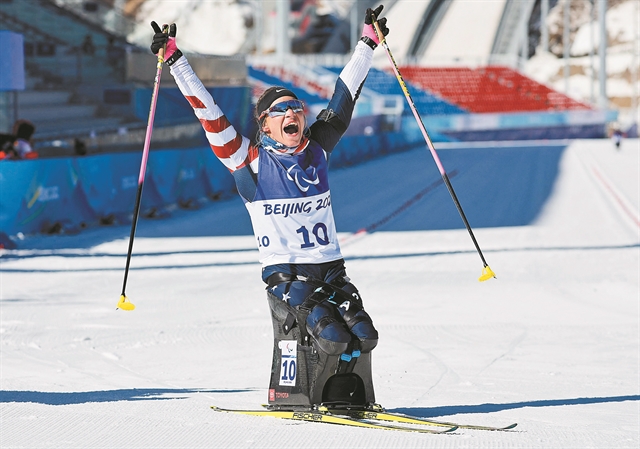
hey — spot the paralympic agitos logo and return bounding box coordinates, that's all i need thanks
[286,163,319,192]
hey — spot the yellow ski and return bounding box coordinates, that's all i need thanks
[325,407,517,431]
[211,406,457,434]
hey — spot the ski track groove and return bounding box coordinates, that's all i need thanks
[477,329,528,376]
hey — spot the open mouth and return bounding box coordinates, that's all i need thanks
[283,123,299,135]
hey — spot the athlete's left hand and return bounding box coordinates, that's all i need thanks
[361,5,389,49]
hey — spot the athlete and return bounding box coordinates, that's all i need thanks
[150,6,389,379]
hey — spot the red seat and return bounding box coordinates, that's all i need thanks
[398,65,592,113]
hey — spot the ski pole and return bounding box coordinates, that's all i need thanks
[372,20,495,282]
[117,26,168,310]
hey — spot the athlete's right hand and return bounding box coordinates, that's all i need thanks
[150,21,178,61]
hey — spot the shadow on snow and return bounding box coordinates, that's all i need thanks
[392,395,640,418]
[0,388,256,406]
[4,390,638,415]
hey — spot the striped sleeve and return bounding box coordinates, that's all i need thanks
[169,57,253,173]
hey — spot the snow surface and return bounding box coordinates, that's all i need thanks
[1,138,639,448]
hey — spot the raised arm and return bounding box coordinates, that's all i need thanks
[310,6,389,152]
[150,22,253,174]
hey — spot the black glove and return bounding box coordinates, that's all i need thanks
[361,5,389,49]
[150,21,182,65]
[150,21,168,54]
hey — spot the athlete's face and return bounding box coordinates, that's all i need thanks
[261,96,305,147]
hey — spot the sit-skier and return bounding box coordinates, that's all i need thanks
[149,5,390,409]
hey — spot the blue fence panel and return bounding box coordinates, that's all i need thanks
[1,158,96,235]
[199,148,236,197]
[107,152,143,221]
[0,148,236,236]
[0,129,428,237]
[172,149,211,204]
[0,160,40,235]
[73,154,126,219]
[147,150,183,206]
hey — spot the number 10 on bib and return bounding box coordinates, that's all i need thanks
[278,340,297,386]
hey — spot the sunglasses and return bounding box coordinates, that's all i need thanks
[260,99,305,120]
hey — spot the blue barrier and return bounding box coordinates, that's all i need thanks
[443,124,606,141]
[0,147,234,236]
[0,127,450,238]
[416,109,618,141]
[0,158,98,235]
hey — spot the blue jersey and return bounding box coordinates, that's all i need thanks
[169,42,374,267]
[246,141,341,265]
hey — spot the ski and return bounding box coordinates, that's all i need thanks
[211,406,457,434]
[324,406,517,431]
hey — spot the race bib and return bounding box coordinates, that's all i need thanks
[278,340,297,386]
[245,191,342,265]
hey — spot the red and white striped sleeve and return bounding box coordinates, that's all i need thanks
[169,57,253,173]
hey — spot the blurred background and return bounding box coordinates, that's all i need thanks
[0,0,638,241]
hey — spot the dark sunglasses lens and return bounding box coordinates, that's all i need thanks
[271,100,303,114]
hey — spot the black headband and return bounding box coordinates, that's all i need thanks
[256,87,298,119]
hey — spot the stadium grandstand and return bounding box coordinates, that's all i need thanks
[1,0,635,154]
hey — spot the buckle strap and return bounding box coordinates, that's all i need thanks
[282,313,296,335]
[266,273,350,302]
[337,340,361,374]
[266,272,299,289]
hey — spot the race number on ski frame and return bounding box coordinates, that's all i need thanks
[278,341,297,386]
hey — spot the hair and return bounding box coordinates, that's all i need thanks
[14,120,35,140]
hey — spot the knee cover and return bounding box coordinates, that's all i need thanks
[270,281,351,355]
[307,301,352,355]
[334,283,378,353]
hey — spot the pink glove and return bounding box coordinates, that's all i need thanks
[361,5,389,49]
